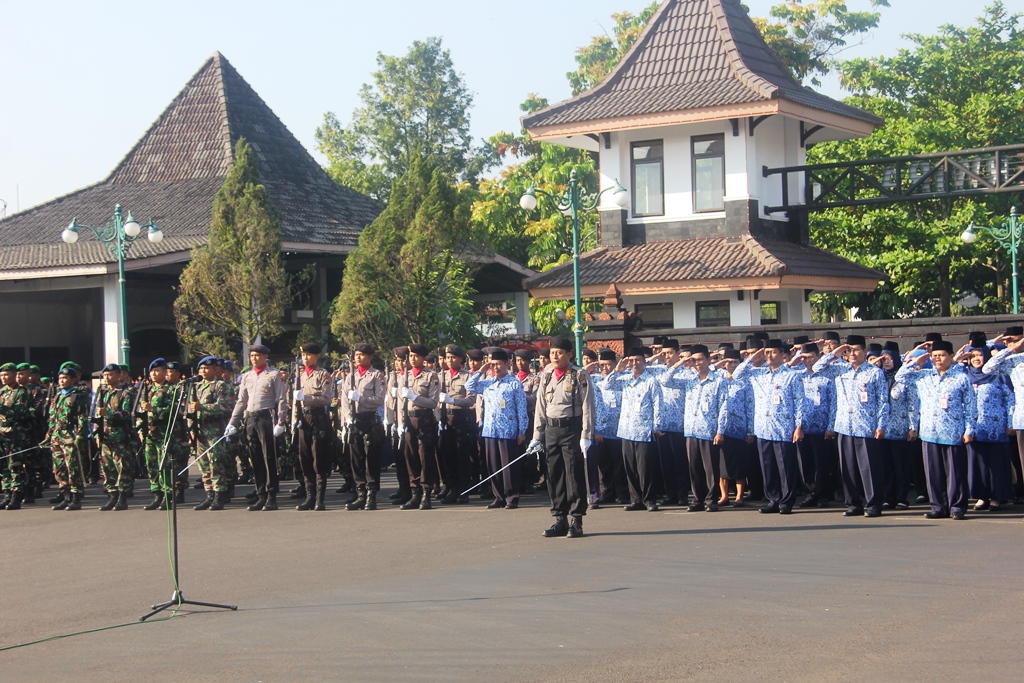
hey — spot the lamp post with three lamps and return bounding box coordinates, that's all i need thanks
[62,204,163,365]
[520,170,628,360]
[961,206,1021,314]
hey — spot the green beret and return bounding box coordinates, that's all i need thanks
[16,363,30,371]
[119,364,129,373]
[60,361,82,372]
[0,363,17,372]
[29,365,40,374]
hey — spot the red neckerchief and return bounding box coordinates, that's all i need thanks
[412,367,423,378]
[517,370,529,382]
[449,368,460,378]
[554,368,566,381]
[304,366,314,377]
[254,365,265,375]
[357,365,368,377]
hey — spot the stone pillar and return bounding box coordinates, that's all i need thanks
[584,284,638,356]
[514,291,531,335]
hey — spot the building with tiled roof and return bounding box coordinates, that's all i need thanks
[0,53,531,373]
[521,0,884,333]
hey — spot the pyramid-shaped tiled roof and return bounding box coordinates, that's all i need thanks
[0,52,382,273]
[523,0,882,136]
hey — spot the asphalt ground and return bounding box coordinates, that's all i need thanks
[1,475,1022,682]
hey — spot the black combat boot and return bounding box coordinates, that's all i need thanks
[1,489,12,509]
[6,490,23,510]
[364,490,377,511]
[65,491,82,511]
[114,491,128,510]
[346,491,367,511]
[144,491,164,511]
[99,491,117,511]
[543,516,569,537]
[290,484,306,500]
[174,487,186,505]
[419,488,433,511]
[401,488,423,510]
[210,491,228,511]
[566,516,584,538]
[261,493,278,511]
[48,490,65,506]
[296,489,316,511]
[244,490,259,502]
[52,488,70,510]
[336,480,355,494]
[247,494,267,511]
[194,492,214,510]
[314,483,327,511]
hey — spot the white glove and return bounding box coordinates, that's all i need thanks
[528,439,542,451]
[438,422,445,435]
[439,392,451,404]
[390,387,398,398]
[346,418,354,427]
[273,424,286,438]
[580,438,593,454]
[401,386,417,400]
[384,421,393,434]
[348,389,361,402]
[223,424,238,438]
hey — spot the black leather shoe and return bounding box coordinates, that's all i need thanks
[951,511,966,520]
[864,509,881,518]
[797,497,818,509]
[388,490,403,500]
[210,492,228,511]
[623,502,644,511]
[505,500,519,510]
[543,518,569,537]
[924,511,948,519]
[566,517,583,538]
[705,502,719,512]
[401,490,423,510]
[247,496,267,511]
[843,507,863,517]
[778,507,792,515]
[687,503,702,512]
[143,492,164,511]
[346,495,367,511]
[244,490,259,502]
[487,499,505,509]
[261,495,278,511]
[759,505,780,514]
[114,491,128,511]
[915,495,929,505]
[455,495,469,505]
[646,503,660,512]
[290,486,306,500]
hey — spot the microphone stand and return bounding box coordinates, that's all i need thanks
[140,375,237,621]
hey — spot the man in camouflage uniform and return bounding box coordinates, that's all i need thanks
[189,356,234,510]
[165,361,191,504]
[138,358,182,511]
[1,362,33,509]
[46,364,90,511]
[95,363,136,511]
[15,363,45,503]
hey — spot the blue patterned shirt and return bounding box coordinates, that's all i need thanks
[465,372,529,440]
[894,364,976,445]
[969,376,1014,443]
[603,370,666,442]
[592,373,622,440]
[722,378,754,440]
[644,364,684,433]
[811,354,890,437]
[884,380,918,441]
[733,361,804,442]
[658,367,729,440]
[797,369,835,436]
[981,348,1024,429]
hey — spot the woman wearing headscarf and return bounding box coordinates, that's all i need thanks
[962,343,1015,510]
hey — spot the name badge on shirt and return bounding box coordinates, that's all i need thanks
[771,393,781,406]
[499,399,506,409]
[390,388,397,398]
[859,390,869,403]
[812,392,821,406]
[608,397,617,408]
[635,400,642,412]
[939,395,949,410]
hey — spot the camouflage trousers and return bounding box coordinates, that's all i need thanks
[1,439,28,491]
[144,436,188,494]
[100,438,135,493]
[51,434,86,493]
[195,427,230,493]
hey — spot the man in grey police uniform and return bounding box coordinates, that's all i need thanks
[225,344,288,511]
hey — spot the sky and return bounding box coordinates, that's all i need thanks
[0,0,1012,215]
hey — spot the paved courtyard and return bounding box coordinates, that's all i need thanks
[1,476,1021,682]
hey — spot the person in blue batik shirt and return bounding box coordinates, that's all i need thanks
[793,342,839,509]
[646,339,689,507]
[981,327,1024,516]
[733,339,805,514]
[896,340,976,520]
[658,344,729,512]
[812,335,890,518]
[960,342,1015,510]
[603,347,667,512]
[589,347,628,504]
[466,348,529,509]
[716,349,754,506]
[879,342,917,510]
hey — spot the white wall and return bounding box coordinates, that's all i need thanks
[620,287,811,330]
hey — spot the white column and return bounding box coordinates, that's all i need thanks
[515,291,531,334]
[101,274,121,365]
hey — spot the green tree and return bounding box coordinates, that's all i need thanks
[174,138,299,355]
[316,37,480,204]
[807,2,1024,319]
[331,155,481,350]
[568,2,660,95]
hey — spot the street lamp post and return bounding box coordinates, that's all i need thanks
[961,206,1021,314]
[61,204,164,365]
[520,170,629,361]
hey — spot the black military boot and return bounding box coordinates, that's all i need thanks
[364,490,378,511]
[419,488,433,511]
[401,488,423,510]
[65,491,82,511]
[290,483,306,500]
[6,490,23,510]
[174,487,186,505]
[543,516,569,537]
[210,491,228,511]
[314,483,327,511]
[440,490,458,505]
[194,492,214,511]
[114,491,128,511]
[336,480,355,495]
[247,494,267,511]
[296,489,316,511]
[23,486,34,504]
[244,490,259,502]
[48,490,65,506]
[566,516,584,538]
[1,489,12,509]
[144,491,164,511]
[99,491,118,511]
[52,488,70,510]
[262,493,278,511]
[346,491,367,511]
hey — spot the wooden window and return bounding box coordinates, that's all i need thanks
[631,140,664,216]
[696,300,731,328]
[692,134,725,212]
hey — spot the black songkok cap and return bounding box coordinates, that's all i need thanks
[392,346,409,360]
[582,348,598,362]
[688,344,710,356]
[598,347,617,361]
[353,343,375,356]
[764,339,786,350]
[932,340,954,354]
[883,341,901,354]
[514,349,536,360]
[662,338,680,350]
[801,343,820,355]
[490,348,509,362]
[444,344,465,359]
[924,332,943,344]
[626,346,649,358]
[548,336,573,352]
[968,332,987,347]
[718,342,735,350]
[408,343,430,357]
[101,363,120,373]
[1005,325,1023,336]
[823,331,841,342]
[652,335,668,346]
[868,343,883,353]
[753,331,770,341]
[300,342,322,355]
[845,335,867,348]
[466,349,484,362]
[749,338,765,349]
[723,349,742,360]
[793,335,810,346]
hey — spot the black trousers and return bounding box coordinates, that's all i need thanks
[757,439,798,510]
[967,440,1014,502]
[485,438,522,503]
[719,436,747,481]
[243,412,279,497]
[797,433,838,502]
[439,412,476,493]
[656,431,688,502]
[297,413,332,490]
[404,414,438,490]
[350,415,383,493]
[881,438,914,505]
[543,422,587,518]
[597,437,628,501]
[622,439,658,505]
[837,434,884,512]
[922,441,969,515]
[685,437,720,506]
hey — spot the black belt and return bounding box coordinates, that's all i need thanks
[544,416,581,428]
[244,409,272,419]
[353,412,379,420]
[409,409,435,419]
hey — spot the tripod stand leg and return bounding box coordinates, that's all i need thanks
[140,591,237,621]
